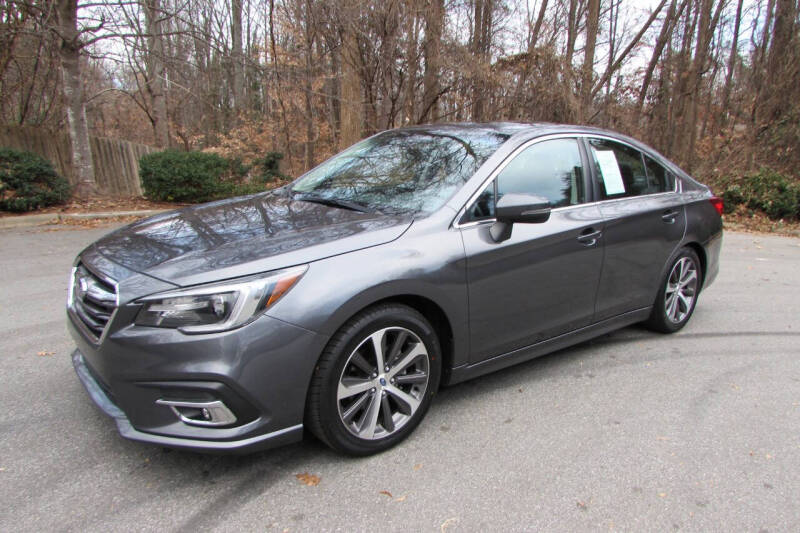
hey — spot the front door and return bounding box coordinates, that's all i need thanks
[460,137,605,364]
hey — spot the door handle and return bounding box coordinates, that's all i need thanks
[662,209,679,223]
[577,228,602,246]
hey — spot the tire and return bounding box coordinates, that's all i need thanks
[305,303,442,456]
[645,247,702,333]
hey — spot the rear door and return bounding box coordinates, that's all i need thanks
[459,136,605,363]
[584,137,686,321]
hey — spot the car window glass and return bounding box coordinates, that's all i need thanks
[465,138,584,222]
[292,128,508,214]
[496,138,585,208]
[643,155,676,193]
[588,138,648,199]
[465,181,495,221]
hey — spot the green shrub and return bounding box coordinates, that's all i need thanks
[252,152,289,183]
[0,148,72,212]
[721,169,800,220]
[140,150,259,203]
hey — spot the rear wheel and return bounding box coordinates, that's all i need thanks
[645,247,702,333]
[305,304,441,455]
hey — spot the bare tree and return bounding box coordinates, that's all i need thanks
[143,0,170,148]
[579,0,600,121]
[54,0,97,198]
[231,0,245,109]
[420,0,444,122]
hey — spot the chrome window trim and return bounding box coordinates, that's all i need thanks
[451,132,680,230]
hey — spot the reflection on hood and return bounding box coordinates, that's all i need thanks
[92,189,412,283]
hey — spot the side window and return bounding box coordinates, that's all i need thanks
[496,138,585,208]
[588,138,648,199]
[643,155,676,193]
[466,181,495,221]
[464,138,585,222]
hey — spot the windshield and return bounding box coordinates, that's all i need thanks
[291,128,509,214]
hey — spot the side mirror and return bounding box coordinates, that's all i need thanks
[489,194,551,243]
[495,194,551,224]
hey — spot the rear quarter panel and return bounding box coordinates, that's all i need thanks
[682,187,723,289]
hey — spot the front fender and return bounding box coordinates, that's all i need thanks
[266,224,469,370]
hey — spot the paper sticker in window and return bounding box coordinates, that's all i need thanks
[593,149,626,195]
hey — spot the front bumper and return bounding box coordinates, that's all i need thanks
[72,350,303,452]
[68,306,329,453]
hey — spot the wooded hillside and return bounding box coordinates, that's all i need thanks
[1,0,799,196]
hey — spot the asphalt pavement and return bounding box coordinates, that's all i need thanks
[1,223,798,532]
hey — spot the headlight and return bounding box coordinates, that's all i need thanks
[135,265,307,333]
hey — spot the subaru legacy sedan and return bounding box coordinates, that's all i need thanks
[67,123,723,455]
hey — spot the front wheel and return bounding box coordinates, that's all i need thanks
[305,304,441,456]
[645,247,702,333]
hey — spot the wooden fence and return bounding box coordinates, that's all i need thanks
[0,126,156,197]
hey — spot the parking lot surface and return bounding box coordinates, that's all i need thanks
[1,223,798,532]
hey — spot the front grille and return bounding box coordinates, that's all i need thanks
[71,264,117,341]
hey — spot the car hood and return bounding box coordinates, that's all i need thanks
[90,191,413,286]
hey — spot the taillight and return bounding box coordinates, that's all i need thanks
[709,196,724,215]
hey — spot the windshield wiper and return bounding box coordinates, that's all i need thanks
[292,192,373,213]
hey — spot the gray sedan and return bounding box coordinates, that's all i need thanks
[67,123,723,455]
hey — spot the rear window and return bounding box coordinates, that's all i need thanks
[643,155,676,193]
[587,138,647,199]
[588,138,676,198]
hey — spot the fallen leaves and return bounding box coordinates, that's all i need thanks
[37,351,55,357]
[294,472,320,486]
[379,490,407,502]
[58,216,146,228]
[440,517,458,531]
[722,210,800,237]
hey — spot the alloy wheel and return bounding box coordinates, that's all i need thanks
[664,257,698,324]
[336,327,430,440]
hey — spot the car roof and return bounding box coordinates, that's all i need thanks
[397,122,645,145]
[396,122,704,190]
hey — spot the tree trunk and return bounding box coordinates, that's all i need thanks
[55,0,96,199]
[593,0,667,97]
[747,0,775,169]
[720,0,744,129]
[564,0,578,68]
[340,23,362,147]
[637,0,684,114]
[231,0,244,110]
[303,0,315,169]
[404,11,419,124]
[144,0,170,148]
[682,0,725,171]
[420,0,444,122]
[528,0,549,51]
[580,0,600,122]
[380,1,399,128]
[761,0,797,124]
[472,0,492,121]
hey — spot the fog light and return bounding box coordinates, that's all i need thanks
[156,399,237,427]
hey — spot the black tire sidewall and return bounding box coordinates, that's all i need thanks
[649,247,702,333]
[314,305,442,455]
